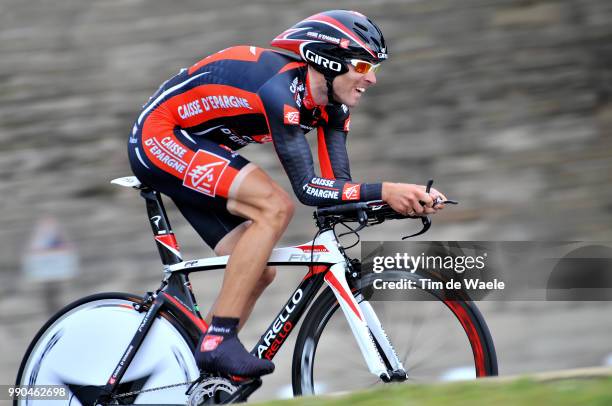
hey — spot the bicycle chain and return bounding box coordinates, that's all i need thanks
[112,379,195,400]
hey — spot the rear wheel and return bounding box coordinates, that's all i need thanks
[292,271,497,396]
[15,292,200,405]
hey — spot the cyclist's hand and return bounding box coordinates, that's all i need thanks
[414,184,448,210]
[382,182,443,215]
[428,187,448,210]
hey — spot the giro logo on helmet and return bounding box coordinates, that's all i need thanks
[304,49,343,72]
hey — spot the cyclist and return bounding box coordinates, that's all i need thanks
[127,9,446,378]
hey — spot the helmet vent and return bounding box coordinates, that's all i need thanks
[354,29,370,43]
[369,19,384,37]
[354,22,369,32]
[370,37,381,48]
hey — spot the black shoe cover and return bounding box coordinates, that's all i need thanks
[196,316,275,378]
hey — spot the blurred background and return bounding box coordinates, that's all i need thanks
[1,0,612,401]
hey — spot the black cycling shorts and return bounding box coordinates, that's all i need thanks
[128,123,251,249]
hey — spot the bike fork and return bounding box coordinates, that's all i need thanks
[358,299,407,381]
[324,264,403,381]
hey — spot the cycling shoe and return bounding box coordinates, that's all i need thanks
[195,317,275,377]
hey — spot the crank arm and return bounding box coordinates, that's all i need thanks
[221,377,262,404]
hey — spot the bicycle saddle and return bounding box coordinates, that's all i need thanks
[111,176,143,189]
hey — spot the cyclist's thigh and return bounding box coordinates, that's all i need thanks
[173,198,249,249]
[128,123,253,249]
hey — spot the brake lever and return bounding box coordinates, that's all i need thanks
[420,180,459,207]
[405,179,434,240]
[434,198,459,206]
[402,216,431,239]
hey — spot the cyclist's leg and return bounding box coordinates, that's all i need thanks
[212,173,292,319]
[135,145,287,319]
[129,125,287,376]
[171,205,277,329]
[162,174,283,377]
[183,166,290,377]
[129,122,277,316]
[211,212,280,329]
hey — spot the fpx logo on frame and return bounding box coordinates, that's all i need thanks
[183,150,230,197]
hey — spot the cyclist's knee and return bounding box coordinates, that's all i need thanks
[256,189,294,232]
[271,191,295,227]
[227,168,294,233]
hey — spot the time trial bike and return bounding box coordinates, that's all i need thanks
[15,176,497,405]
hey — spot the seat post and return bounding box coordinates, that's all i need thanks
[140,187,183,266]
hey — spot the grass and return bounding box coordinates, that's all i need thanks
[258,377,612,406]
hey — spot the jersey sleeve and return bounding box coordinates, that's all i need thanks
[257,77,382,206]
[318,104,352,181]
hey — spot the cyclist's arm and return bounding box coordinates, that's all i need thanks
[257,82,381,206]
[318,104,352,181]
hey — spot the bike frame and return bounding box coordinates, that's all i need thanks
[103,178,403,397]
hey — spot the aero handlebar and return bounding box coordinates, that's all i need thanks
[314,179,458,239]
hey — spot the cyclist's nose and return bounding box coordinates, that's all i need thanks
[364,70,377,85]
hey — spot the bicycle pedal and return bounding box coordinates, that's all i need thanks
[227,374,256,384]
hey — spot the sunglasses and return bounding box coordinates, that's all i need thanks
[348,59,381,74]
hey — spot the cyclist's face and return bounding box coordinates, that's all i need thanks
[333,64,377,107]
